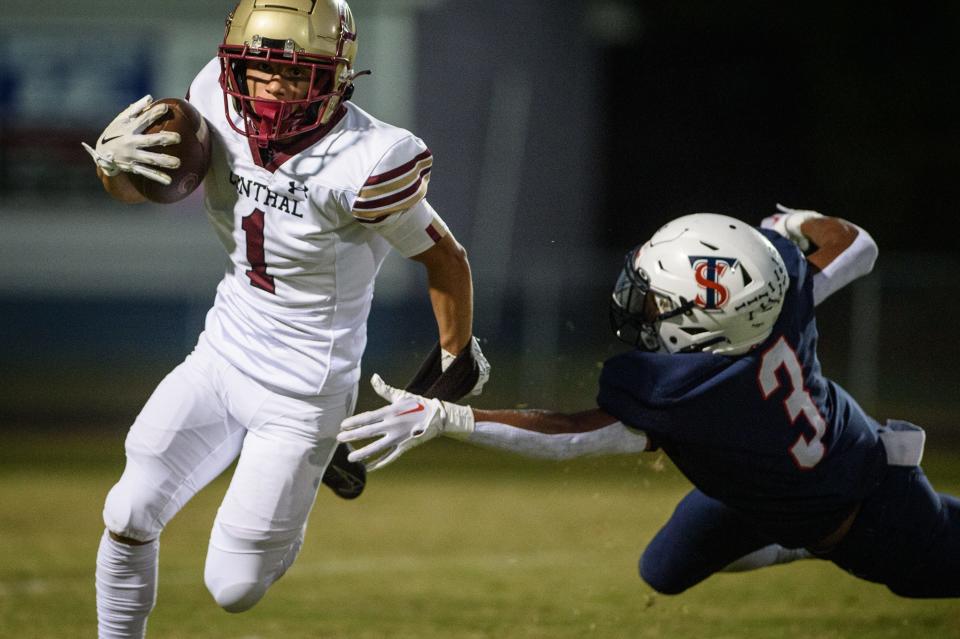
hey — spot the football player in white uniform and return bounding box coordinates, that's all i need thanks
[83,1,488,636]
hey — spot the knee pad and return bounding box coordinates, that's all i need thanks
[102,478,166,542]
[639,551,689,596]
[204,549,272,613]
[204,522,305,613]
[207,579,269,613]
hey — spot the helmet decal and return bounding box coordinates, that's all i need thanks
[688,256,738,310]
[610,213,790,356]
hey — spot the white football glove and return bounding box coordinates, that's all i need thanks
[760,204,824,252]
[337,374,475,471]
[440,335,491,396]
[81,95,181,186]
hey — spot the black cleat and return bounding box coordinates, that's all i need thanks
[322,442,366,500]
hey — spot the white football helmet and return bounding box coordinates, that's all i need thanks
[610,213,790,355]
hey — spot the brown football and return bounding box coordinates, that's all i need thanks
[130,98,212,204]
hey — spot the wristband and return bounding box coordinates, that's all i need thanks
[774,204,823,251]
[441,401,475,438]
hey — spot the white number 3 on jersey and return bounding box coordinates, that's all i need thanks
[758,337,828,469]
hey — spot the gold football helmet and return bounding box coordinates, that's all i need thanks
[218,0,363,145]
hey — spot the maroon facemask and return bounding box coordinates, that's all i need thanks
[218,42,345,147]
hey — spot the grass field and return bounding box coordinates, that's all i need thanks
[1,430,958,639]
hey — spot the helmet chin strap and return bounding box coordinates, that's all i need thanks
[677,336,727,354]
[251,100,283,148]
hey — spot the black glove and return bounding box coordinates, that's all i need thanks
[406,337,489,401]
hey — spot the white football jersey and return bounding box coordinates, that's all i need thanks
[187,58,441,397]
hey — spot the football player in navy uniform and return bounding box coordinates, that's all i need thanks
[339,207,959,598]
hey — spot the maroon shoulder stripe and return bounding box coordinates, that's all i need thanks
[364,150,432,186]
[354,167,431,210]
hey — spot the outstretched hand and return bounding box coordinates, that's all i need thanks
[338,374,474,471]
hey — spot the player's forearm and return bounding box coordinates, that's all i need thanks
[472,408,616,434]
[802,217,862,272]
[802,218,878,305]
[418,235,474,353]
[466,409,650,460]
[337,387,645,468]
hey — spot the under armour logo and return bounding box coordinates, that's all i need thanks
[288,181,308,196]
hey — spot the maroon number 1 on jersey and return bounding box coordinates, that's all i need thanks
[241,208,276,294]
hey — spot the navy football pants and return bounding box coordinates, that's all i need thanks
[640,489,774,595]
[641,466,960,597]
[827,465,960,597]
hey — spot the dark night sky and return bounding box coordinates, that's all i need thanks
[597,2,960,253]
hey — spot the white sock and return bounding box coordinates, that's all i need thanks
[722,544,813,573]
[96,530,159,638]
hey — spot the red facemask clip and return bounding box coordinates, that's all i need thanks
[251,100,283,147]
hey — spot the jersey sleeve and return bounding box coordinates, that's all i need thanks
[351,136,433,223]
[365,199,450,258]
[596,352,675,433]
[185,57,220,111]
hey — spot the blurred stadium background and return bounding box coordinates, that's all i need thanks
[1,1,959,636]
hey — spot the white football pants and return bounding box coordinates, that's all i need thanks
[100,334,355,621]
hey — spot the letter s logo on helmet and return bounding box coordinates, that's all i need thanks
[688,256,738,309]
[218,0,367,145]
[610,213,789,355]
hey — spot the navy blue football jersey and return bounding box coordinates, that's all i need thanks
[597,230,887,546]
